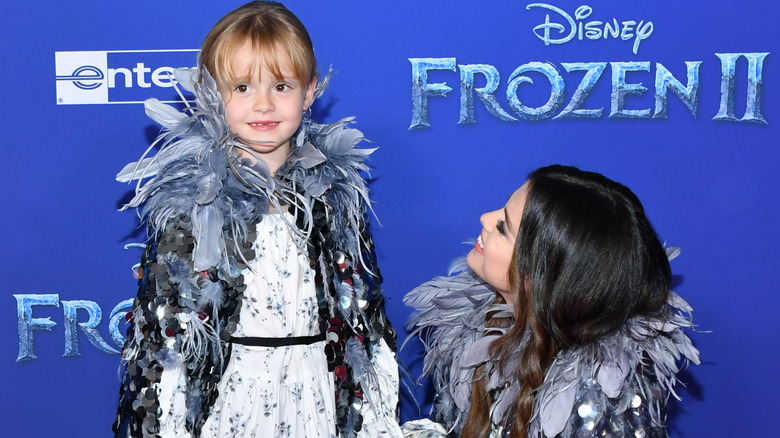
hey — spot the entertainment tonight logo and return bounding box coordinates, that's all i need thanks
[55,49,198,105]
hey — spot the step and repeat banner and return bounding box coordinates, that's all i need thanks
[1,1,776,436]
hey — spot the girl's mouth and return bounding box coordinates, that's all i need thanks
[248,121,279,131]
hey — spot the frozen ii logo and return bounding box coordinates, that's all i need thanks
[409,3,769,129]
[14,294,132,361]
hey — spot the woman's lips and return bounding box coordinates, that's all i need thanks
[474,234,484,254]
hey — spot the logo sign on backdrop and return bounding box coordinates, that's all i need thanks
[409,3,769,129]
[55,49,198,105]
[13,295,132,362]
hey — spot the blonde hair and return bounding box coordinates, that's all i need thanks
[199,1,317,90]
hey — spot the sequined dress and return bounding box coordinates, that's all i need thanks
[154,214,400,438]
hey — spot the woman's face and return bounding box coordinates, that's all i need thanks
[467,182,528,306]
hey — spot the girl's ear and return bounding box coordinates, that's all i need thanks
[303,77,317,111]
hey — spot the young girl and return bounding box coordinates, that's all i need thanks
[113,2,401,437]
[404,165,700,437]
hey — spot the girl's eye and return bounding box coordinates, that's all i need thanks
[235,83,249,93]
[496,220,506,235]
[274,83,290,92]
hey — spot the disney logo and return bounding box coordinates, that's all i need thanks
[527,3,654,54]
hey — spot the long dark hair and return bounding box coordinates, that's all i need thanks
[462,165,672,437]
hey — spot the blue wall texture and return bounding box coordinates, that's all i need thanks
[1,1,777,436]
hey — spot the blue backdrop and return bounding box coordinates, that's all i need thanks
[1,1,777,436]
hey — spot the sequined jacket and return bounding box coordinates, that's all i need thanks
[404,266,699,438]
[112,69,397,438]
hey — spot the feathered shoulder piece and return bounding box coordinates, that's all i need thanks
[404,259,514,433]
[116,67,376,272]
[406,257,701,438]
[526,290,700,437]
[279,111,377,271]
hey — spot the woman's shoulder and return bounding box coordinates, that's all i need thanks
[530,294,699,437]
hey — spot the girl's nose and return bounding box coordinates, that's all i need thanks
[253,91,273,112]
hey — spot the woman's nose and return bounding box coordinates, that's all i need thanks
[480,209,501,230]
[479,211,490,229]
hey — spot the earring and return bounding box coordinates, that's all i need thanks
[303,107,312,119]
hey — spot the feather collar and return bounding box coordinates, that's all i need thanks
[117,67,375,272]
[405,260,700,437]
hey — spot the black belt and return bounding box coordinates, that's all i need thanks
[228,332,326,348]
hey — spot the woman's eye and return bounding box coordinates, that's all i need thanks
[496,220,506,235]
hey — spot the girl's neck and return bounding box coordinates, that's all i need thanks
[237,142,292,175]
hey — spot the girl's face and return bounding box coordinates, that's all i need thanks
[218,40,316,173]
[466,182,528,306]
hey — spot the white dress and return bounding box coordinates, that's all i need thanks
[156,214,402,438]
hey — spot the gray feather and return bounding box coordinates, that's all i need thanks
[195,173,223,205]
[191,203,224,271]
[116,157,160,183]
[145,97,187,128]
[596,347,630,398]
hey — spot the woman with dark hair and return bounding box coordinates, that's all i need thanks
[403,165,699,437]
